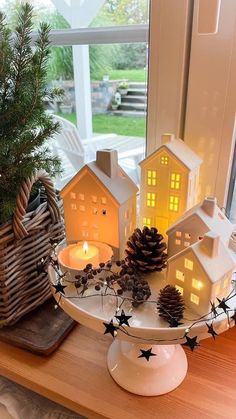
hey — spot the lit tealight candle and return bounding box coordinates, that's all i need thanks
[68,241,99,270]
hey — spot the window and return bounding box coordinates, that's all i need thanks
[70,192,76,199]
[184,241,190,247]
[79,193,85,201]
[170,173,181,189]
[175,285,183,295]
[190,293,199,305]
[92,195,97,203]
[185,233,191,239]
[79,205,85,212]
[101,197,107,205]
[192,278,203,290]
[176,270,184,281]
[184,258,193,270]
[175,239,181,245]
[102,209,107,215]
[93,208,98,215]
[169,196,179,212]
[176,231,182,237]
[146,192,156,207]
[160,156,168,165]
[71,203,77,210]
[147,170,157,186]
[143,217,151,227]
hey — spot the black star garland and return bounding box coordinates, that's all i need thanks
[206,322,218,340]
[103,320,118,337]
[230,310,236,324]
[52,282,67,295]
[183,335,200,352]
[115,310,132,327]
[138,348,157,361]
[210,301,218,317]
[216,298,230,314]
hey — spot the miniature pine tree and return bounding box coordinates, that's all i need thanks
[0,3,62,224]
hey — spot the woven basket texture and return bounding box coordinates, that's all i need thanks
[0,170,64,326]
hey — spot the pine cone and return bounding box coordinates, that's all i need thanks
[157,285,185,323]
[125,227,167,273]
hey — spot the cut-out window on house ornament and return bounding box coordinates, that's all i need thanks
[92,208,98,215]
[169,196,179,212]
[190,293,199,305]
[102,209,107,215]
[175,285,184,295]
[184,258,193,270]
[92,195,97,203]
[176,231,182,237]
[170,173,181,189]
[147,192,156,207]
[147,170,157,186]
[79,205,85,212]
[175,239,181,245]
[160,156,168,165]
[71,203,77,210]
[101,197,107,204]
[184,241,190,247]
[79,193,85,201]
[143,217,151,227]
[192,278,203,290]
[185,233,191,239]
[176,270,184,281]
[70,192,76,199]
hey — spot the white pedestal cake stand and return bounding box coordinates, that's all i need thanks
[48,266,235,396]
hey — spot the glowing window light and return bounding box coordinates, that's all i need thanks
[143,217,151,227]
[184,258,193,270]
[170,173,181,189]
[160,156,169,165]
[169,196,179,212]
[146,192,156,207]
[175,285,184,295]
[176,231,182,237]
[176,270,184,281]
[192,278,203,290]
[147,170,157,186]
[190,293,199,305]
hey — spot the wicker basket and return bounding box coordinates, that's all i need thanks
[0,170,64,326]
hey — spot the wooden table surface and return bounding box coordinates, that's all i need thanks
[0,324,236,419]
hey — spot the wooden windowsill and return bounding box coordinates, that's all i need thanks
[0,324,235,418]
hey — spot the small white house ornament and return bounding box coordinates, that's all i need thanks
[167,231,236,316]
[167,196,234,257]
[139,133,202,235]
[60,149,138,258]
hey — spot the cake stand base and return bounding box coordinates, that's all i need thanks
[107,340,188,396]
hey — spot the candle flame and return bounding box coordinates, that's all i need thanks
[83,241,88,255]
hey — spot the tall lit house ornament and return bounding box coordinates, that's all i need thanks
[60,149,138,259]
[167,231,235,317]
[139,133,202,235]
[167,196,234,257]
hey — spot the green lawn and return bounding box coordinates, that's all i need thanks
[92,69,147,82]
[56,112,146,138]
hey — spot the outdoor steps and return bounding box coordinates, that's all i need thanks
[117,81,147,116]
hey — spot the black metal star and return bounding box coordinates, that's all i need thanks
[103,320,118,337]
[216,298,230,314]
[206,322,218,340]
[230,310,236,324]
[168,318,183,328]
[52,282,67,295]
[138,348,157,361]
[210,301,218,317]
[183,335,199,352]
[115,309,132,327]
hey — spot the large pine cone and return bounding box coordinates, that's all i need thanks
[157,285,185,323]
[125,227,167,272]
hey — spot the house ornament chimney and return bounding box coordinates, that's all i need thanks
[201,196,217,217]
[96,149,118,178]
[161,133,175,145]
[200,231,220,258]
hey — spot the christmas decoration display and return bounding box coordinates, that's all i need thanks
[167,196,234,257]
[139,133,202,235]
[125,226,167,272]
[157,285,185,326]
[167,231,235,316]
[60,149,138,259]
[0,3,62,224]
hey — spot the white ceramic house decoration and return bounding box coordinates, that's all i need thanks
[167,231,235,317]
[60,149,138,258]
[139,133,202,235]
[167,196,234,257]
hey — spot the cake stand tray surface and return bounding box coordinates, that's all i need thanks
[48,266,235,396]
